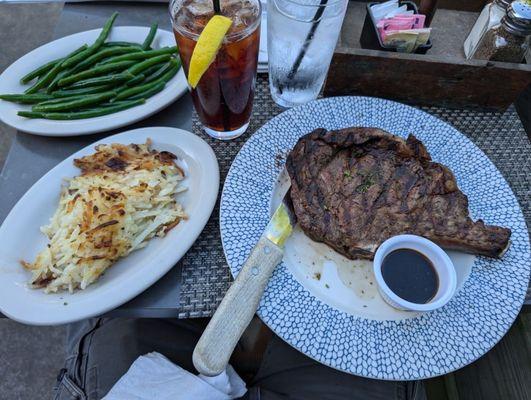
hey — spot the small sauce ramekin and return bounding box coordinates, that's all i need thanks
[373,234,457,312]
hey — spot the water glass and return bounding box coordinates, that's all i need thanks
[267,0,348,108]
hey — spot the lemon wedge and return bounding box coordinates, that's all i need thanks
[188,15,233,89]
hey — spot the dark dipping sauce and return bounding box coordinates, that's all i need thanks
[381,249,439,304]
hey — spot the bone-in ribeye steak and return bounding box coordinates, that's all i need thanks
[286,127,510,260]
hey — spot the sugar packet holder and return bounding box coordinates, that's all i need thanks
[359,1,433,55]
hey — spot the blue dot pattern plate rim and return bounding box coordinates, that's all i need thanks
[220,96,531,380]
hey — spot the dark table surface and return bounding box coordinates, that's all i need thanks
[1,2,529,320]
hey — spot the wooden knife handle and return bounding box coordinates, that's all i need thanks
[192,236,284,377]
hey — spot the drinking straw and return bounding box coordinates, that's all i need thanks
[286,0,329,81]
[209,0,230,130]
[212,0,221,14]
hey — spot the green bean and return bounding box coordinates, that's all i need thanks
[70,47,141,74]
[98,100,136,106]
[62,12,119,69]
[99,46,178,65]
[52,85,113,97]
[20,57,63,84]
[25,62,62,94]
[103,41,143,49]
[143,62,174,83]
[115,81,158,100]
[144,58,181,84]
[24,45,88,94]
[116,62,179,101]
[32,91,116,112]
[142,23,158,50]
[96,12,119,44]
[128,82,165,101]
[127,54,172,75]
[47,68,73,93]
[0,93,53,104]
[156,60,181,82]
[18,99,145,120]
[17,111,44,118]
[58,60,136,87]
[38,95,87,105]
[69,72,134,89]
[141,63,167,78]
[118,62,167,89]
[125,74,146,87]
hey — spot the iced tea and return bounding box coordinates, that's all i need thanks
[170,0,261,139]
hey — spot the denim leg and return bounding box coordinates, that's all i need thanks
[52,318,426,400]
[52,318,207,400]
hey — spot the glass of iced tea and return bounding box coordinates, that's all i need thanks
[170,0,261,140]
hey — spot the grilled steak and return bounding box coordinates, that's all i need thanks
[286,127,510,260]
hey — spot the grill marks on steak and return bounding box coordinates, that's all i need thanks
[286,127,511,260]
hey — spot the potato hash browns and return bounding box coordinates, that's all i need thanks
[22,140,186,293]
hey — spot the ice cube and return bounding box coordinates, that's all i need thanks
[225,0,258,28]
[222,0,244,9]
[187,0,214,17]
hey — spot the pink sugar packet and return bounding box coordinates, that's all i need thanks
[377,14,425,32]
[377,17,414,31]
[393,13,426,28]
[377,13,427,44]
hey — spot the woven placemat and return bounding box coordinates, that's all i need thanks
[178,75,531,318]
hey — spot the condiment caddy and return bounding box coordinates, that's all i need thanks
[325,1,531,111]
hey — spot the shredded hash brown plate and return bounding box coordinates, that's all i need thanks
[21,140,186,293]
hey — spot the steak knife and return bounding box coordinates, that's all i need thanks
[193,189,297,377]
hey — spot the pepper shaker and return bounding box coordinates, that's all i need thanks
[471,0,531,63]
[464,0,513,59]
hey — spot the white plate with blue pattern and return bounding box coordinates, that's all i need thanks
[220,96,530,380]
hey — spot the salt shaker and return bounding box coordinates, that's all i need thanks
[472,0,531,63]
[463,0,513,59]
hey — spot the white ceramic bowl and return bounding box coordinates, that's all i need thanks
[373,235,457,312]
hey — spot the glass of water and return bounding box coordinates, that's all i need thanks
[267,0,348,108]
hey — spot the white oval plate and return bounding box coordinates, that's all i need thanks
[0,27,187,136]
[0,127,219,325]
[220,96,530,380]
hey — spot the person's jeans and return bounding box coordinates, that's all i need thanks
[52,318,426,400]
